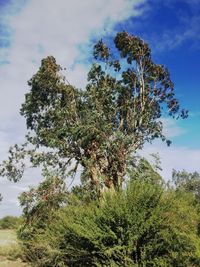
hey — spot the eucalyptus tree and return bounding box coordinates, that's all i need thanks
[0,32,187,192]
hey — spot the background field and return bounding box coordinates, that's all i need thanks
[0,230,29,267]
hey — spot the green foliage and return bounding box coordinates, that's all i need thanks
[18,175,67,236]
[16,176,67,266]
[172,169,200,204]
[128,156,163,185]
[19,175,67,220]
[172,170,200,237]
[18,166,200,266]
[0,32,187,192]
[0,216,21,230]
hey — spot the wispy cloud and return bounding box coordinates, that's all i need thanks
[144,0,200,52]
[160,118,186,138]
[156,15,200,51]
[141,141,200,180]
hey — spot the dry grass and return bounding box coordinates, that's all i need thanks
[0,230,30,267]
[0,230,17,246]
[0,256,28,267]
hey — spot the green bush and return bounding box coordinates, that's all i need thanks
[19,180,200,266]
[0,216,22,229]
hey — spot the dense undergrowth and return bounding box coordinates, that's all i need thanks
[17,159,200,267]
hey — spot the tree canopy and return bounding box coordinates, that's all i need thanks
[0,31,187,193]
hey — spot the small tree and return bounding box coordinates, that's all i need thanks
[0,32,187,192]
[18,175,67,261]
[172,170,200,204]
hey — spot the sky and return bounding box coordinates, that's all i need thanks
[0,0,199,217]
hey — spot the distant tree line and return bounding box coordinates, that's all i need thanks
[0,216,21,229]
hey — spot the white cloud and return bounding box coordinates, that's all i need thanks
[0,0,145,124]
[0,0,146,217]
[141,141,200,181]
[139,119,194,181]
[160,118,186,138]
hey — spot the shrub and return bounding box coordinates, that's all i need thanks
[19,180,200,266]
[0,216,22,229]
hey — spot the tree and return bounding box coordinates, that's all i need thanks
[172,169,200,205]
[127,155,163,185]
[17,175,68,262]
[19,175,67,224]
[0,32,187,193]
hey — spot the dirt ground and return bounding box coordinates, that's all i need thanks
[0,256,29,267]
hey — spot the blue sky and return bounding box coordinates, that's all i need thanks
[0,0,199,216]
[114,0,200,149]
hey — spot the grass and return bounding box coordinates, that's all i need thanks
[0,230,29,267]
[0,229,17,246]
